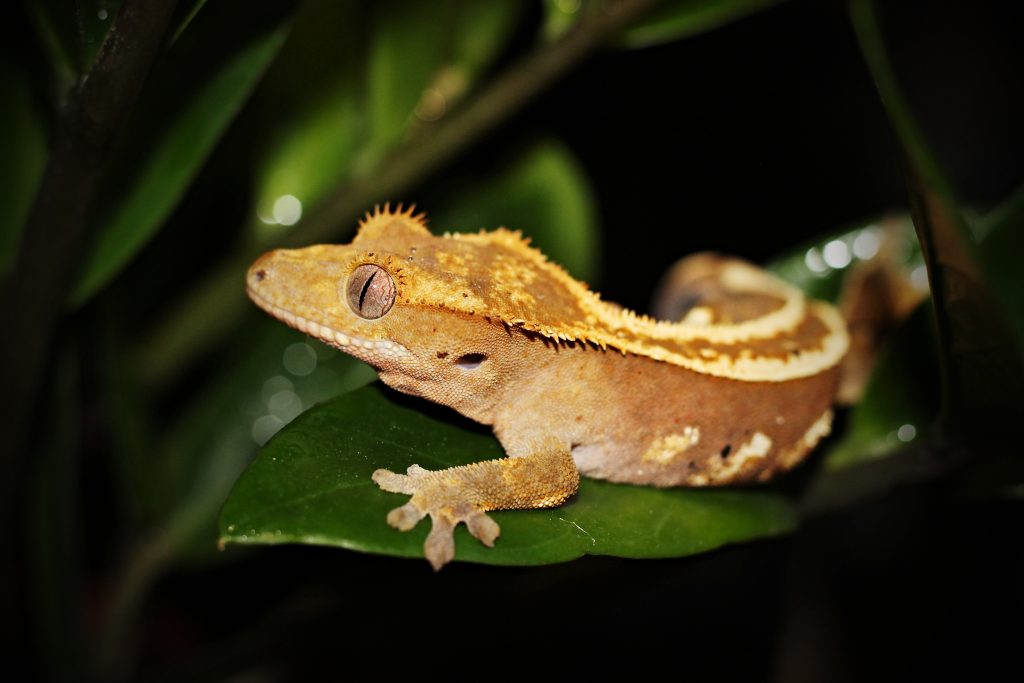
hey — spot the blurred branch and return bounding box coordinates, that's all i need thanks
[97,533,174,680]
[137,0,662,386]
[849,0,1024,438]
[0,0,177,593]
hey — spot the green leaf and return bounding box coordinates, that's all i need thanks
[449,0,524,82]
[541,0,582,42]
[823,304,939,469]
[975,186,1024,353]
[617,0,787,49]
[24,0,81,92]
[220,384,796,566]
[364,0,522,163]
[169,0,210,45]
[768,214,922,303]
[765,214,936,469]
[150,320,375,563]
[250,0,523,244]
[433,141,600,283]
[247,0,364,243]
[0,60,47,275]
[364,0,453,160]
[69,11,292,305]
[28,347,87,682]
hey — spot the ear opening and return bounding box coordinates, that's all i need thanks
[455,353,488,370]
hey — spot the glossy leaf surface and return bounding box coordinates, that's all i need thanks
[220,384,797,565]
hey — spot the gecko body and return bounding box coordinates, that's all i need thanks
[247,206,848,568]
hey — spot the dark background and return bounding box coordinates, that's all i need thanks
[6,0,1023,680]
[163,1,1023,680]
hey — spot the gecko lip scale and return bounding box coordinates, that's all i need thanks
[247,285,411,359]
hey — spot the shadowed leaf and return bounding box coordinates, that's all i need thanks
[0,61,47,275]
[850,0,1024,435]
[974,186,1024,352]
[617,0,786,48]
[70,5,293,304]
[150,321,375,563]
[768,215,936,469]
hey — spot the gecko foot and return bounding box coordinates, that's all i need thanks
[372,464,501,570]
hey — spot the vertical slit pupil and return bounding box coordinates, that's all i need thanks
[346,264,396,319]
[359,270,377,312]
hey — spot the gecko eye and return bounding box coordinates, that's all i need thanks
[346,264,396,319]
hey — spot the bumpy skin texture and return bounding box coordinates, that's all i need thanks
[246,205,849,569]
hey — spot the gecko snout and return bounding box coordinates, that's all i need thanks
[247,250,283,289]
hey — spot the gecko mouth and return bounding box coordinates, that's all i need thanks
[247,286,410,360]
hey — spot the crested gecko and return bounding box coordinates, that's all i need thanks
[247,205,849,569]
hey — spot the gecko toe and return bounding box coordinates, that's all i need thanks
[466,511,501,547]
[424,516,456,570]
[372,468,415,494]
[406,464,429,477]
[386,502,424,531]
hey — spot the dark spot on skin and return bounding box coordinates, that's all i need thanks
[793,348,802,356]
[575,415,583,422]
[688,461,697,470]
[721,444,732,458]
[455,353,487,369]
[255,269,267,281]
[436,351,448,359]
[462,292,468,297]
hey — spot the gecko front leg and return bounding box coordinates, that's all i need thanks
[372,445,580,570]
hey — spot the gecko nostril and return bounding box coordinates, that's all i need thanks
[254,269,267,282]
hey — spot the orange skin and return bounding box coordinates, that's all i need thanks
[247,206,847,569]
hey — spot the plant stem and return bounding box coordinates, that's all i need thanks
[849,0,1024,437]
[96,534,173,681]
[136,0,662,386]
[0,0,177,646]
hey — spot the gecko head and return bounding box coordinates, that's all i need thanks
[246,205,536,408]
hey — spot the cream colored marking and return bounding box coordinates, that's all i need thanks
[779,409,833,469]
[682,306,714,326]
[247,287,411,360]
[452,230,808,344]
[710,431,773,480]
[642,427,701,464]
[737,432,772,459]
[449,231,849,382]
